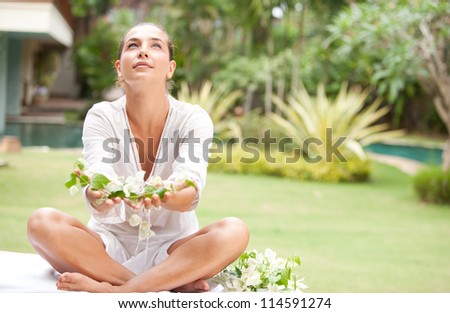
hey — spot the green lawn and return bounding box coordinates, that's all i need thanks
[1,149,449,292]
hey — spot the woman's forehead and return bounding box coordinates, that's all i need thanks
[124,25,168,43]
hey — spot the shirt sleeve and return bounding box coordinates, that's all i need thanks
[81,104,127,224]
[167,106,214,211]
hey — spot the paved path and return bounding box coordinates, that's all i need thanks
[368,152,424,175]
[7,97,85,124]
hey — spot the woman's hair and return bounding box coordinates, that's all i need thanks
[115,22,175,91]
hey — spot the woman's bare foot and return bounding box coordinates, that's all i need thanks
[172,279,210,293]
[57,272,115,292]
[57,272,209,293]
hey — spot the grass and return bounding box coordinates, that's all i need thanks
[1,149,450,292]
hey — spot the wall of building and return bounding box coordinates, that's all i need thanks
[0,33,7,134]
[6,38,23,116]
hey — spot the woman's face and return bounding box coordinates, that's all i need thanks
[115,24,176,89]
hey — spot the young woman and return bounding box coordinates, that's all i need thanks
[27,23,249,292]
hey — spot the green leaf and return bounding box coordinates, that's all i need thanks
[109,190,125,198]
[127,193,141,202]
[234,266,242,278]
[65,173,77,189]
[289,255,301,266]
[143,185,157,198]
[90,173,111,190]
[154,187,168,199]
[74,158,86,171]
[184,179,197,190]
[78,174,90,187]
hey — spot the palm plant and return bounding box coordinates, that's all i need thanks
[177,80,244,139]
[270,82,404,161]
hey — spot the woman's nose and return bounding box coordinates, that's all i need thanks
[139,48,149,58]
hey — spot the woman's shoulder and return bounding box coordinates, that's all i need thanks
[169,96,210,119]
[87,96,126,116]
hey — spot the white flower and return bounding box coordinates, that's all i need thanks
[264,248,277,262]
[150,176,162,187]
[212,248,307,292]
[290,277,309,291]
[241,263,262,287]
[267,283,284,292]
[104,176,125,193]
[138,220,155,240]
[123,171,145,197]
[128,214,142,227]
[69,185,79,196]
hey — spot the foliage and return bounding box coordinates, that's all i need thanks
[413,167,450,205]
[211,248,307,292]
[34,51,61,88]
[208,145,371,182]
[74,9,133,97]
[324,0,450,131]
[270,82,404,161]
[325,2,423,106]
[70,0,119,17]
[177,80,244,139]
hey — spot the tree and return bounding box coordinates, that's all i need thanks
[325,0,450,170]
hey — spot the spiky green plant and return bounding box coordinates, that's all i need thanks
[177,80,244,139]
[270,83,404,161]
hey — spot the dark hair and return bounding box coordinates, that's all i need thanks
[117,22,174,61]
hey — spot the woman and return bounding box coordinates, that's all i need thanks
[27,23,249,292]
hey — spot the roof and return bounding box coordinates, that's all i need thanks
[0,1,73,46]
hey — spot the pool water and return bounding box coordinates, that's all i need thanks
[365,143,443,165]
[3,123,83,148]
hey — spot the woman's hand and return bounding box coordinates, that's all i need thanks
[86,186,121,212]
[143,192,174,209]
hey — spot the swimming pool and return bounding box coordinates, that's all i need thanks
[365,143,443,165]
[2,123,83,148]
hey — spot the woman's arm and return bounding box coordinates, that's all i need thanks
[81,100,128,223]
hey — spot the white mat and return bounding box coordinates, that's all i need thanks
[0,251,224,292]
[0,251,61,292]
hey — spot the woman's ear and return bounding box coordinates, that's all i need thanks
[115,60,122,77]
[166,60,176,79]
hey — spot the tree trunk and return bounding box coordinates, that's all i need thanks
[443,139,450,172]
[264,25,274,117]
[418,22,450,171]
[291,3,306,92]
[243,85,256,114]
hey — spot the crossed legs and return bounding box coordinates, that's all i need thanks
[27,207,249,292]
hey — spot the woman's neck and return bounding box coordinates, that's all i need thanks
[124,88,169,133]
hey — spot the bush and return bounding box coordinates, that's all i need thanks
[208,145,371,182]
[413,168,450,205]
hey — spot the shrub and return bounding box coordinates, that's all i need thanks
[177,80,243,139]
[208,145,371,182]
[413,167,450,205]
[270,82,404,161]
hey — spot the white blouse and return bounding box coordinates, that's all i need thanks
[81,95,213,257]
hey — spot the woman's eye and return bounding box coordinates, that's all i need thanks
[152,43,162,49]
[127,43,138,49]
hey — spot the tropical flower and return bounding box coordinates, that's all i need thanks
[211,248,308,292]
[65,158,197,241]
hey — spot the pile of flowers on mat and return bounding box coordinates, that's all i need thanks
[211,248,308,292]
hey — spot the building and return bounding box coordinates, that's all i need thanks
[0,0,75,134]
